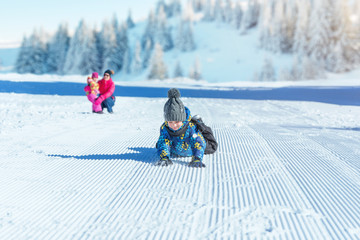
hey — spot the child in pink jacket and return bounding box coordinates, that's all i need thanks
[84,72,102,113]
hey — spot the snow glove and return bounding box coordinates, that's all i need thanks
[188,157,206,168]
[94,95,105,105]
[155,157,173,167]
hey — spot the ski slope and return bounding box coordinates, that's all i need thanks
[0,76,360,239]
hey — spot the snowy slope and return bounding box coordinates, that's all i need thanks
[0,75,360,239]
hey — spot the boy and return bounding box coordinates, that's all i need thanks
[155,88,206,168]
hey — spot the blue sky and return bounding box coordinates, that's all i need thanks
[0,0,173,48]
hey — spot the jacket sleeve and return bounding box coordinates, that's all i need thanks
[156,124,172,159]
[102,81,115,99]
[189,123,206,160]
[84,85,90,95]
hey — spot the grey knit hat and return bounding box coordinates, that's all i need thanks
[164,88,186,122]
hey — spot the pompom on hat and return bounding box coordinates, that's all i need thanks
[164,88,186,122]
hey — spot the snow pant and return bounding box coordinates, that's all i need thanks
[101,95,115,113]
[87,94,102,112]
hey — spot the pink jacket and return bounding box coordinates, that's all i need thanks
[98,78,115,100]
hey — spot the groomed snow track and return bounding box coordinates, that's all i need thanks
[0,94,359,239]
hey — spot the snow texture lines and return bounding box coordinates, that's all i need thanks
[1,95,360,239]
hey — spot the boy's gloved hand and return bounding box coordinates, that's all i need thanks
[155,157,173,167]
[188,157,205,168]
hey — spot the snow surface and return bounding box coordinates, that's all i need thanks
[0,74,360,239]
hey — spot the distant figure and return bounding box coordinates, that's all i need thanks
[84,72,102,113]
[155,88,207,168]
[95,69,116,113]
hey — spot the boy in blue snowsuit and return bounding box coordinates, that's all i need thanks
[155,88,206,168]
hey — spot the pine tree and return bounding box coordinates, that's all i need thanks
[126,10,135,28]
[258,0,274,50]
[63,20,98,74]
[142,39,153,69]
[175,18,196,52]
[259,57,276,81]
[224,0,233,23]
[293,0,311,56]
[214,0,225,23]
[307,0,333,69]
[232,1,243,29]
[240,0,260,33]
[112,23,129,72]
[122,48,132,74]
[301,56,325,80]
[16,29,49,74]
[156,6,174,51]
[132,41,142,74]
[15,36,32,73]
[148,43,168,80]
[203,0,215,21]
[168,0,182,17]
[173,60,184,78]
[141,10,156,50]
[46,23,70,74]
[189,57,202,80]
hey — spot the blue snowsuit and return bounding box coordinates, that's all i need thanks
[156,107,206,161]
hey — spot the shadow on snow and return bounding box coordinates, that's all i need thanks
[49,147,157,164]
[1,80,360,106]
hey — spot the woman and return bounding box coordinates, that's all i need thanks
[95,69,116,113]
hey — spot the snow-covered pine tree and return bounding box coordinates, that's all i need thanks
[325,0,349,72]
[17,29,49,74]
[272,0,285,53]
[214,0,225,23]
[332,0,358,71]
[301,56,325,80]
[293,0,311,56]
[142,39,153,69]
[122,48,132,74]
[156,5,174,51]
[97,20,117,72]
[192,0,206,12]
[352,1,360,65]
[173,60,184,78]
[290,56,302,81]
[189,57,202,80]
[156,0,168,16]
[281,1,296,53]
[258,0,274,50]
[46,23,70,74]
[203,0,215,21]
[183,2,196,22]
[126,10,135,29]
[63,20,98,74]
[175,18,196,52]
[168,0,182,17]
[148,43,168,80]
[240,0,260,33]
[141,10,156,50]
[112,23,129,72]
[259,57,276,81]
[232,1,243,30]
[132,41,142,74]
[224,0,234,24]
[15,36,32,74]
[307,0,333,69]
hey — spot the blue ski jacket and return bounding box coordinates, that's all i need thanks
[156,107,206,161]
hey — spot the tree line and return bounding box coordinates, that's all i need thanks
[15,0,360,81]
